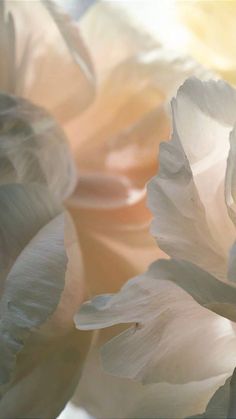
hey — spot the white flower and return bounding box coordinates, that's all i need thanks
[76,78,236,418]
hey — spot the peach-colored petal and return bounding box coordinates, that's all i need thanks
[67,173,166,295]
[66,54,167,176]
[3,1,95,123]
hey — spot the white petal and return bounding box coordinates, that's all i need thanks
[147,259,236,321]
[172,78,236,255]
[76,265,236,384]
[148,131,225,278]
[225,125,236,226]
[187,377,230,418]
[62,332,230,419]
[80,1,155,83]
[149,78,236,278]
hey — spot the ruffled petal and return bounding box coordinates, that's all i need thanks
[0,93,77,200]
[76,263,236,384]
[146,259,236,322]
[172,79,236,253]
[60,333,230,419]
[148,78,236,278]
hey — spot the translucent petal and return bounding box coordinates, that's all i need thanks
[62,332,229,419]
[1,0,95,122]
[148,78,236,278]
[76,268,236,385]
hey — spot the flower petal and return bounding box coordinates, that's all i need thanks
[79,0,156,83]
[41,212,86,336]
[0,1,16,92]
[225,125,236,226]
[187,377,230,419]
[0,93,77,200]
[148,78,236,278]
[0,183,61,282]
[171,79,236,253]
[67,48,210,176]
[0,328,91,418]
[68,188,164,295]
[0,184,68,396]
[147,259,236,322]
[61,332,230,419]
[3,0,95,121]
[76,265,236,384]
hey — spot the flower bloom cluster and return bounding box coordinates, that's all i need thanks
[2,1,236,418]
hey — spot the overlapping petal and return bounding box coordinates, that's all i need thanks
[0,0,95,122]
[0,183,64,393]
[75,77,236,417]
[148,78,236,279]
[0,91,88,416]
[76,258,236,384]
[62,333,229,419]
[0,92,77,200]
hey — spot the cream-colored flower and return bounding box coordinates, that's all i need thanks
[1,2,227,417]
[76,78,236,418]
